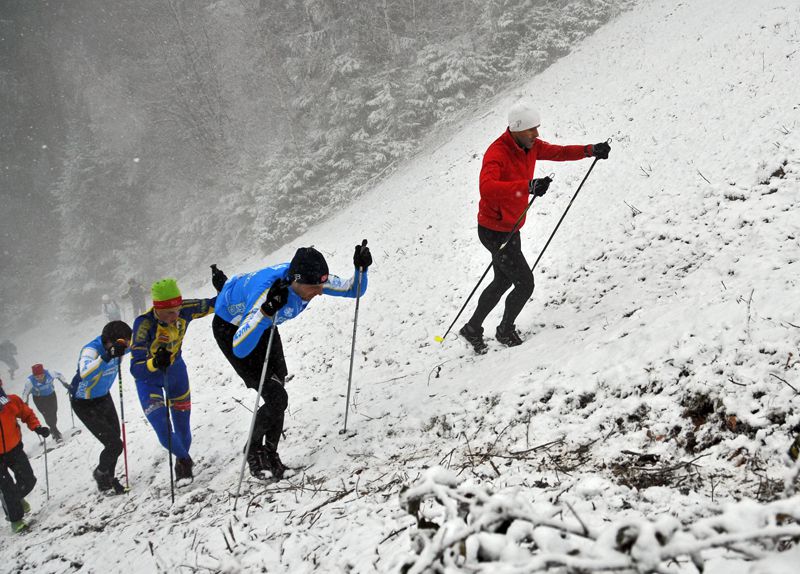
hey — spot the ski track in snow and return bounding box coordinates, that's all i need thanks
[3,0,800,572]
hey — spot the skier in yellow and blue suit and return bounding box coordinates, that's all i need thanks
[130,279,215,481]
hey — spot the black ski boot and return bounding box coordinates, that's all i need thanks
[496,323,523,347]
[247,445,266,479]
[53,428,63,443]
[459,323,488,354]
[93,467,113,492]
[175,457,194,481]
[94,467,126,494]
[262,443,286,480]
[110,477,127,494]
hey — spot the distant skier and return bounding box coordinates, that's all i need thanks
[101,294,122,322]
[130,279,215,481]
[0,377,50,534]
[69,321,132,494]
[23,364,69,443]
[123,278,147,318]
[211,244,371,480]
[0,339,18,378]
[459,101,611,352]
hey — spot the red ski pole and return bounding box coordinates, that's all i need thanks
[116,349,130,492]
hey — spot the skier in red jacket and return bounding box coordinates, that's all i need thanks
[460,101,610,352]
[0,377,50,533]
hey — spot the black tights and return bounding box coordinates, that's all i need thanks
[212,315,288,450]
[71,393,123,475]
[467,225,534,330]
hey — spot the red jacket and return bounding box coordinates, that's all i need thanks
[478,129,588,232]
[0,394,41,454]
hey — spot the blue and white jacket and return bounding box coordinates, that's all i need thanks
[70,336,128,400]
[23,370,69,401]
[215,263,368,358]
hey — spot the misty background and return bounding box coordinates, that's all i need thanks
[0,0,630,330]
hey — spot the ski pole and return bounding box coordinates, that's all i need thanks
[41,435,50,501]
[116,352,130,492]
[435,181,550,344]
[234,322,277,511]
[530,143,608,273]
[160,355,175,504]
[340,240,367,436]
[69,396,75,429]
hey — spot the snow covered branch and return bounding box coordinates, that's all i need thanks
[395,468,800,573]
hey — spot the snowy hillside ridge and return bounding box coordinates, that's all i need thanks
[3,0,800,572]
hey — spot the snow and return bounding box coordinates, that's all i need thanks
[3,0,800,571]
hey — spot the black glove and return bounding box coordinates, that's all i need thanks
[528,177,552,197]
[211,264,228,293]
[35,426,50,438]
[353,243,372,270]
[153,346,172,371]
[591,142,611,159]
[260,280,289,317]
[109,339,128,358]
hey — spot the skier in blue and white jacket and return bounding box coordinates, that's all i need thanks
[210,243,372,480]
[24,364,69,442]
[69,320,132,493]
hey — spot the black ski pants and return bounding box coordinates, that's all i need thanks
[32,394,61,440]
[0,443,36,523]
[212,315,288,452]
[467,225,535,330]
[71,394,123,475]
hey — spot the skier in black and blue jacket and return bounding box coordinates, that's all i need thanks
[211,243,372,480]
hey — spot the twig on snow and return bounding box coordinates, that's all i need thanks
[770,372,799,394]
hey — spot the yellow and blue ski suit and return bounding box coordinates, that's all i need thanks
[130,298,214,459]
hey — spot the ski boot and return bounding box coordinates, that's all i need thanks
[247,445,267,479]
[459,323,488,354]
[93,467,113,491]
[262,443,286,480]
[496,323,523,347]
[93,466,126,494]
[110,477,127,494]
[175,457,194,481]
[11,520,27,534]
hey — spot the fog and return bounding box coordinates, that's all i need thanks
[0,0,624,331]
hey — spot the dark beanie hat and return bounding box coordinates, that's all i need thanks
[102,320,133,345]
[288,247,329,285]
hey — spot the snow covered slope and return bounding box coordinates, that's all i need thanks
[3,0,800,572]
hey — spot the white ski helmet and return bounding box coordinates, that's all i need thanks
[102,294,110,303]
[507,102,541,132]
